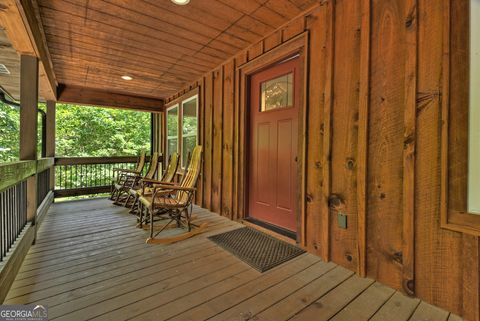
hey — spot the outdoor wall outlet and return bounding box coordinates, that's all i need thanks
[338,212,347,229]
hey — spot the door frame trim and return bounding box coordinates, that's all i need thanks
[235,32,309,246]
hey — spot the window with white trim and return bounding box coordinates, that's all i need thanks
[166,104,179,164]
[469,0,480,214]
[181,96,198,168]
[165,95,198,169]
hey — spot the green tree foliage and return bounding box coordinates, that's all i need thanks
[54,103,150,157]
[0,101,20,162]
[0,101,151,162]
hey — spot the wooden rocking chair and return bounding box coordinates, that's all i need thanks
[109,150,146,200]
[127,152,179,213]
[139,146,205,244]
[111,152,158,205]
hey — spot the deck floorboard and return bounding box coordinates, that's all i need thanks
[4,198,454,321]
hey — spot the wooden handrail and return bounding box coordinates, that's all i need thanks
[37,157,54,173]
[0,161,36,192]
[0,158,56,193]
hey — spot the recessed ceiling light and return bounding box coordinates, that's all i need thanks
[121,75,133,81]
[171,0,190,5]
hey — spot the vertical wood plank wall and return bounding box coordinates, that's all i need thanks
[164,1,480,319]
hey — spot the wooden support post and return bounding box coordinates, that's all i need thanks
[151,112,163,178]
[46,100,55,190]
[20,55,39,224]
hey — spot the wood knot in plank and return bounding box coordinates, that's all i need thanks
[404,135,415,150]
[416,91,441,115]
[328,194,345,210]
[405,5,417,29]
[306,193,313,203]
[403,279,415,296]
[240,311,257,321]
[345,158,356,170]
[393,251,403,264]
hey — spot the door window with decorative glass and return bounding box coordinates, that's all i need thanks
[260,72,294,112]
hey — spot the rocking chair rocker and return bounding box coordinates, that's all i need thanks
[138,146,205,244]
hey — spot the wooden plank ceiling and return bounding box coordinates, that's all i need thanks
[37,0,318,100]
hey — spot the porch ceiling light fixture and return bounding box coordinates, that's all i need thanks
[171,0,190,5]
[121,75,133,81]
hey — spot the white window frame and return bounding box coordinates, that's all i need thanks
[166,104,179,167]
[469,0,480,214]
[180,95,199,169]
[164,95,199,170]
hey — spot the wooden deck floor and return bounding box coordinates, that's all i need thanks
[4,198,461,321]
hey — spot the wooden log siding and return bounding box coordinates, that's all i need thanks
[165,1,480,319]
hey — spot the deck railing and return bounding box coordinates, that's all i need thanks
[36,158,54,208]
[0,159,54,262]
[0,180,27,262]
[54,156,155,197]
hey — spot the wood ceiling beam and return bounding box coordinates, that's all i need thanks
[0,0,57,101]
[57,85,164,113]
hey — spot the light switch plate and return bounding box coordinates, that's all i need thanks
[338,213,347,229]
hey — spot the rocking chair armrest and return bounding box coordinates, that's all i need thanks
[142,179,176,187]
[116,168,141,174]
[152,189,174,197]
[141,180,173,194]
[141,178,164,184]
[155,185,196,192]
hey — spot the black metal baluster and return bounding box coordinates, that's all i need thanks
[7,187,11,253]
[22,182,26,228]
[12,187,16,242]
[11,187,14,247]
[0,191,4,261]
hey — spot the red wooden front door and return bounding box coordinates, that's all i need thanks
[248,57,300,232]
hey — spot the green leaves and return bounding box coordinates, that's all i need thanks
[54,103,151,157]
[0,101,151,163]
[0,102,20,162]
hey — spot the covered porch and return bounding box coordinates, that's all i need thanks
[0,0,479,320]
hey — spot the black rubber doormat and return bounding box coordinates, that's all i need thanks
[208,227,305,272]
